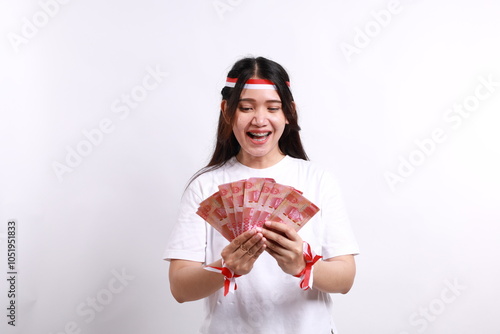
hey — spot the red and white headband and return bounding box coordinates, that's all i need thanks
[225,77,290,90]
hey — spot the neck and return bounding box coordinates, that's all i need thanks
[236,152,286,169]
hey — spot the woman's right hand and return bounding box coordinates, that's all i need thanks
[169,228,266,303]
[221,228,266,276]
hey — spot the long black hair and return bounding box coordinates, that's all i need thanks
[191,56,308,182]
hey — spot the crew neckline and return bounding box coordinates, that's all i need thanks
[230,155,291,171]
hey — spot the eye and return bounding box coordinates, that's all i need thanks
[238,103,254,112]
[268,106,281,112]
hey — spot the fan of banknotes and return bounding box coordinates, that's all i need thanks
[196,177,320,241]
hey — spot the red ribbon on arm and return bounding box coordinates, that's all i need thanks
[294,242,322,290]
[204,262,241,296]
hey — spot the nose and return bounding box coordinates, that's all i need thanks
[251,107,268,127]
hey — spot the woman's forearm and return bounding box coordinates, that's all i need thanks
[311,255,356,294]
[169,259,224,303]
[169,230,267,303]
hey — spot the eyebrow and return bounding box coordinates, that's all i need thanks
[239,98,282,103]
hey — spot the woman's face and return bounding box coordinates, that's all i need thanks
[228,86,288,168]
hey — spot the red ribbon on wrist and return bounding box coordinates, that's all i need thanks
[204,262,241,296]
[294,242,322,290]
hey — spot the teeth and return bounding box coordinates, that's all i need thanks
[249,132,269,137]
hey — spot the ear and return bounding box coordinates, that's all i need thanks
[220,100,230,124]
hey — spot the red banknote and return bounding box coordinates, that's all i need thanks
[230,180,245,236]
[196,178,319,241]
[267,189,320,231]
[196,192,234,241]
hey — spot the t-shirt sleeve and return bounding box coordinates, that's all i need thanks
[319,170,360,259]
[163,179,207,263]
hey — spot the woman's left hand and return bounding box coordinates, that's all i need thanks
[261,221,306,276]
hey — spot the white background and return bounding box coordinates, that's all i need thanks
[1,0,499,333]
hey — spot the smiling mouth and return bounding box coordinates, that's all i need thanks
[247,131,271,142]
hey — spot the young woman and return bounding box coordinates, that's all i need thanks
[164,56,359,334]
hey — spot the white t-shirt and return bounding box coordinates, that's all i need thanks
[164,156,359,334]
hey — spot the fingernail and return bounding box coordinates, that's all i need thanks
[255,227,262,232]
[264,221,271,226]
